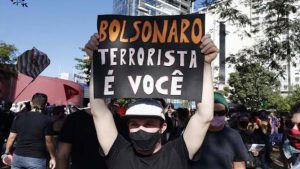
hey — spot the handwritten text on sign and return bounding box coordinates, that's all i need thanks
[93,14,205,101]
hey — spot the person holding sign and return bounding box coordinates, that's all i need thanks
[85,29,217,169]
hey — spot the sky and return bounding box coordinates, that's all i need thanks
[0,0,113,77]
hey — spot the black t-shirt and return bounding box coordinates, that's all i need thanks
[192,126,249,169]
[236,128,255,145]
[0,111,15,138]
[10,111,53,158]
[59,111,107,169]
[106,134,191,169]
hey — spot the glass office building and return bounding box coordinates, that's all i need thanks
[113,0,194,16]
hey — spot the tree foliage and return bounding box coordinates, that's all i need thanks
[232,0,298,73]
[265,91,290,114]
[286,87,300,107]
[0,42,17,64]
[227,62,280,112]
[202,0,300,73]
[0,42,18,80]
[201,0,251,35]
[10,0,28,7]
[74,50,91,85]
[201,0,300,113]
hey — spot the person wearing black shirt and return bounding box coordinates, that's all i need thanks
[192,92,249,169]
[56,109,107,169]
[84,33,218,169]
[3,93,56,169]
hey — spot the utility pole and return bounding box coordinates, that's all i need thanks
[287,10,291,96]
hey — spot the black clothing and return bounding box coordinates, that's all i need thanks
[0,110,15,138]
[237,128,256,144]
[0,110,15,153]
[10,111,53,158]
[192,126,249,169]
[59,111,107,169]
[106,134,190,169]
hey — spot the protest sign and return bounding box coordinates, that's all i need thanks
[93,14,205,101]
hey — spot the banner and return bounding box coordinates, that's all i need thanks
[93,14,205,101]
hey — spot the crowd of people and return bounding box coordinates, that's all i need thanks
[0,34,300,169]
[2,92,300,169]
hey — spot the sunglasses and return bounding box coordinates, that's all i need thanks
[214,110,226,116]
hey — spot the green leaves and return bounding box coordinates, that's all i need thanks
[0,42,18,80]
[10,0,28,7]
[227,62,280,112]
[74,52,91,85]
[0,42,17,64]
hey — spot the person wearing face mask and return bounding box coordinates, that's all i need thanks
[191,92,249,169]
[236,114,266,169]
[85,33,218,169]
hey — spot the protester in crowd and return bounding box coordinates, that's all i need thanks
[17,101,31,113]
[228,104,247,129]
[247,111,272,168]
[282,101,300,168]
[192,92,249,169]
[84,33,218,169]
[51,105,67,150]
[0,101,14,154]
[169,108,190,141]
[270,112,280,134]
[153,98,171,144]
[2,93,55,169]
[56,107,107,169]
[236,114,255,168]
[108,99,130,141]
[259,110,273,164]
[163,103,176,142]
[236,113,269,169]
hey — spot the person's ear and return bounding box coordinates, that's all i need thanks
[160,122,167,134]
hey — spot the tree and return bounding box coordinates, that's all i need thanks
[286,87,300,107]
[265,91,290,114]
[200,0,251,36]
[74,52,91,85]
[0,42,18,80]
[202,0,300,74]
[10,0,28,7]
[251,0,299,75]
[227,62,280,112]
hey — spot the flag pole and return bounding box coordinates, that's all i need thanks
[14,77,35,102]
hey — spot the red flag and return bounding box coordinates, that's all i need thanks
[64,84,79,100]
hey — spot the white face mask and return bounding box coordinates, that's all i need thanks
[210,115,226,127]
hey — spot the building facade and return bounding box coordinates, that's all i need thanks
[113,0,194,16]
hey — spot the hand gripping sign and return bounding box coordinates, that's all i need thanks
[93,14,205,101]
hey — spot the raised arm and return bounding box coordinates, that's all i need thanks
[183,34,218,159]
[85,34,118,155]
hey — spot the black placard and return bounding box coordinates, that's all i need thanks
[93,14,205,101]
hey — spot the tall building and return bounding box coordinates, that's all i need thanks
[113,0,194,16]
[112,0,196,107]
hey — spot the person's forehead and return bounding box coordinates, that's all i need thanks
[214,103,226,111]
[293,113,300,117]
[129,117,161,123]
